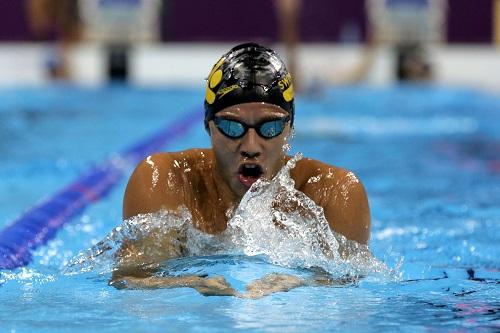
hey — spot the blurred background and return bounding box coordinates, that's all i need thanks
[1,4,499,330]
[0,0,498,89]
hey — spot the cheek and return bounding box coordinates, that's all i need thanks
[212,135,235,155]
[266,139,287,167]
[282,127,292,142]
[211,135,237,168]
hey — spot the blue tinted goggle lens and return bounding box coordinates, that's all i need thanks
[214,116,290,139]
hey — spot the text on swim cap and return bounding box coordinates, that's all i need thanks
[278,73,294,102]
[217,84,239,99]
[278,73,292,91]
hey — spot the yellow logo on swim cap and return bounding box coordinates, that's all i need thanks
[205,57,225,105]
[278,73,294,102]
[283,84,294,102]
[210,70,222,88]
[206,86,216,104]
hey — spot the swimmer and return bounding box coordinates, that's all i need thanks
[110,43,371,297]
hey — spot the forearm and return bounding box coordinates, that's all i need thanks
[242,271,359,299]
[109,274,238,297]
[109,274,204,290]
[113,227,187,278]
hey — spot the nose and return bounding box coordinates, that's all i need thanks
[239,128,261,159]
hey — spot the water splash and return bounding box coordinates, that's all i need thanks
[64,208,193,274]
[225,154,394,278]
[65,153,397,280]
[282,128,295,153]
[0,267,56,286]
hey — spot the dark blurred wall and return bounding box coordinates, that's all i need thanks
[0,0,495,43]
[164,0,278,42]
[447,0,493,43]
[164,0,366,43]
[0,2,32,41]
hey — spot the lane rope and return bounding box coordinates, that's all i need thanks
[0,107,202,270]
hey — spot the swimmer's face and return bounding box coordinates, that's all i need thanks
[209,102,291,199]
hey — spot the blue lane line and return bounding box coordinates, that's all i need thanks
[0,107,203,270]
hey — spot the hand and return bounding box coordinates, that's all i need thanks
[193,276,239,297]
[241,273,305,299]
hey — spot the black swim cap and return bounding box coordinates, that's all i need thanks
[204,43,295,130]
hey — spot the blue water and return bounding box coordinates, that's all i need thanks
[0,85,499,332]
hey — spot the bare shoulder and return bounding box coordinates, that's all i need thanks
[122,149,212,219]
[292,157,357,189]
[292,157,371,244]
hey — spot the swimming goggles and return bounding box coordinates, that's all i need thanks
[213,116,290,139]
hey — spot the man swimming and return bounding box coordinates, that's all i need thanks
[110,43,371,297]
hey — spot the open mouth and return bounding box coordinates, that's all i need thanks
[238,163,264,188]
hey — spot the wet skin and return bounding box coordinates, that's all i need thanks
[114,102,371,296]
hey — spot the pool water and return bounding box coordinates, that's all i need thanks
[0,85,499,332]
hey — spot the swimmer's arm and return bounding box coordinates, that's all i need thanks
[112,217,188,271]
[109,274,238,297]
[110,239,238,296]
[323,173,371,245]
[110,220,191,283]
[109,230,238,297]
[242,271,356,299]
[123,153,184,220]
